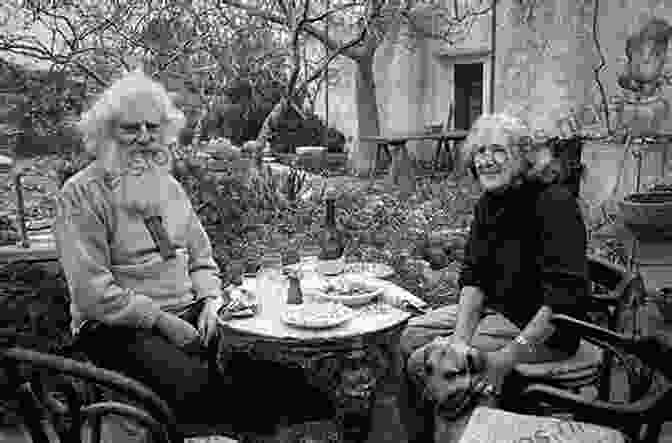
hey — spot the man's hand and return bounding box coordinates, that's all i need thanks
[155,311,200,348]
[198,297,224,346]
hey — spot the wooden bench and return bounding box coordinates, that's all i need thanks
[0,165,58,265]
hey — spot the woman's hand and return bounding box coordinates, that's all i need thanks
[481,349,516,394]
[155,312,200,348]
[428,336,476,371]
[198,297,225,346]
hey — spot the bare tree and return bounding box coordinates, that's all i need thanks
[220,0,493,175]
[0,0,269,150]
[0,1,251,103]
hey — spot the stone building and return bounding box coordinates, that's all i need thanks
[316,0,672,165]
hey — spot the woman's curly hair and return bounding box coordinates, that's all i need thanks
[459,113,572,186]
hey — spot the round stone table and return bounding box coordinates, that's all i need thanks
[217,274,416,443]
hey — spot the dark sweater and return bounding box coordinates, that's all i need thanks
[458,181,589,353]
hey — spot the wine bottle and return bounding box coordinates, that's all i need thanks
[319,196,345,262]
[285,269,303,304]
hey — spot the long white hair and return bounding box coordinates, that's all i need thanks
[77,69,186,159]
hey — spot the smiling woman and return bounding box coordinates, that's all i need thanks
[399,111,590,443]
[459,113,566,192]
[460,113,530,192]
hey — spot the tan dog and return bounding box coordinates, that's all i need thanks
[409,340,497,443]
[427,341,485,412]
[409,340,494,417]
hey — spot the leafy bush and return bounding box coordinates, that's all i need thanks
[197,76,345,153]
[270,113,346,154]
[14,124,86,158]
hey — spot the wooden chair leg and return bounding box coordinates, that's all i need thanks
[433,140,443,171]
[372,143,390,176]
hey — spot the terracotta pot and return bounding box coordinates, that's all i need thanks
[618,192,672,240]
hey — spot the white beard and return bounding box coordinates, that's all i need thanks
[100,142,177,219]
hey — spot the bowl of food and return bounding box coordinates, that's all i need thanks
[343,262,395,279]
[319,275,384,306]
[295,146,327,156]
[316,258,346,276]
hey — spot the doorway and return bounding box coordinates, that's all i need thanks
[454,63,484,131]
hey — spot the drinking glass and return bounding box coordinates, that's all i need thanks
[256,247,285,303]
[282,237,301,266]
[299,242,322,273]
[228,261,245,287]
[241,272,258,293]
[259,248,283,279]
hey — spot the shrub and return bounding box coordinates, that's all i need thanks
[14,124,85,158]
[270,113,345,154]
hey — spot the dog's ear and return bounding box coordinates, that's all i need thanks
[470,164,478,179]
[465,348,486,373]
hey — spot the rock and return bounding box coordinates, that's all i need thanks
[424,246,450,270]
[242,140,264,156]
[0,154,13,174]
[202,141,242,161]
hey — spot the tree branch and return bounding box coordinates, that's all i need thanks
[217,0,289,26]
[591,0,611,134]
[300,24,367,89]
[303,2,359,24]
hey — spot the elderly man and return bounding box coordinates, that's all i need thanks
[398,113,590,443]
[55,70,330,435]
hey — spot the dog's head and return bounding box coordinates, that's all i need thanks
[420,342,487,416]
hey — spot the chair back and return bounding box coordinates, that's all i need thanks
[521,314,672,443]
[510,256,643,403]
[0,337,180,443]
[587,255,644,332]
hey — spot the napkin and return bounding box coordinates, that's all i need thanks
[380,290,428,314]
[218,287,259,319]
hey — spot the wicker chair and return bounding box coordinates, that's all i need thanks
[518,314,671,443]
[0,330,238,443]
[509,255,645,402]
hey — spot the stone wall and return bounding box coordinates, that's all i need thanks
[494,0,672,222]
[321,2,672,136]
[318,0,672,174]
[495,0,672,132]
[494,0,593,129]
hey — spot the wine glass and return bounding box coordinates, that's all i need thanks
[299,241,322,272]
[259,247,283,277]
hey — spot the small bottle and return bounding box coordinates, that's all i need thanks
[319,190,345,263]
[285,270,303,304]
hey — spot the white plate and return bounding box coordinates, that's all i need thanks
[343,262,395,279]
[281,302,354,329]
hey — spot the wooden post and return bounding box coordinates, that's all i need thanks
[14,171,29,249]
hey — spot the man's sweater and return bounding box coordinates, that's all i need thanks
[54,162,222,333]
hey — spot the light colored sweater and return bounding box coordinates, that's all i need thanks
[54,162,223,333]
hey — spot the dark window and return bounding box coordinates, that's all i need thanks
[454,63,484,131]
